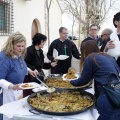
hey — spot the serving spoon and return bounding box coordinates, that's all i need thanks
[36,77,56,93]
[36,77,48,88]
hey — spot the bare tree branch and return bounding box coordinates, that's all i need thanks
[59,0,119,37]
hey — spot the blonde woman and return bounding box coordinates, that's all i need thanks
[0,32,37,120]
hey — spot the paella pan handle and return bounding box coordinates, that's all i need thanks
[29,109,43,115]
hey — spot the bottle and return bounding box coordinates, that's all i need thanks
[97,41,100,46]
[64,45,67,55]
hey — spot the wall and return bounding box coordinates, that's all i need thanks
[13,0,45,47]
[43,0,62,52]
[0,0,62,51]
[49,0,62,43]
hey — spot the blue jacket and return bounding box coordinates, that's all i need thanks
[0,51,27,84]
[70,53,119,90]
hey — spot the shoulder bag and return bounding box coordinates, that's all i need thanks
[103,73,120,108]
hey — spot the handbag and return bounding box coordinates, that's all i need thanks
[103,73,120,108]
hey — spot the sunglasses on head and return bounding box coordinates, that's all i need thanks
[101,34,110,37]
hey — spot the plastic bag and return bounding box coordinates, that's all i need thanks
[107,41,120,60]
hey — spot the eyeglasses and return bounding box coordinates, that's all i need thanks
[62,32,68,34]
[90,29,98,31]
[101,34,110,37]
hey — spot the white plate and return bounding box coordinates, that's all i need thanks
[19,82,41,89]
[62,74,79,81]
[55,55,69,60]
[32,86,48,92]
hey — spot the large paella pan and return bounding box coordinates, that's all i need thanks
[27,89,96,116]
[44,76,92,90]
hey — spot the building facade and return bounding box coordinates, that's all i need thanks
[0,0,62,51]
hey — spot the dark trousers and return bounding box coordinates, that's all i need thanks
[23,76,33,97]
[94,80,100,99]
[97,94,120,120]
[0,92,3,120]
[23,75,43,98]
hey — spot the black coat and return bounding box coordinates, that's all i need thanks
[24,45,52,97]
[82,36,103,46]
[100,37,110,52]
[25,45,51,72]
[47,39,80,74]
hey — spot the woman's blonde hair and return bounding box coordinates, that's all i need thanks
[2,32,26,58]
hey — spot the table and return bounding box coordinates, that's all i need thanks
[13,108,98,120]
[0,88,99,120]
[13,106,98,120]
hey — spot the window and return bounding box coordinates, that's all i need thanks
[0,4,5,30]
[0,0,14,36]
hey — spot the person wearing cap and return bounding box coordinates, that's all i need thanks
[100,28,113,51]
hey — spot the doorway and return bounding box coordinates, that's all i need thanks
[31,19,40,39]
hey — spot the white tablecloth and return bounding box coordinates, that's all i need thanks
[13,108,98,120]
[0,88,99,120]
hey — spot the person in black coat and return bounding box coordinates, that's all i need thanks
[100,28,113,52]
[47,27,80,74]
[23,33,57,97]
[82,24,102,46]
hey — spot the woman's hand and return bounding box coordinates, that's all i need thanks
[28,69,39,78]
[54,58,58,62]
[51,61,57,67]
[8,84,23,90]
[104,40,115,52]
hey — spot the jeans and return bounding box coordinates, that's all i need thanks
[97,94,120,120]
